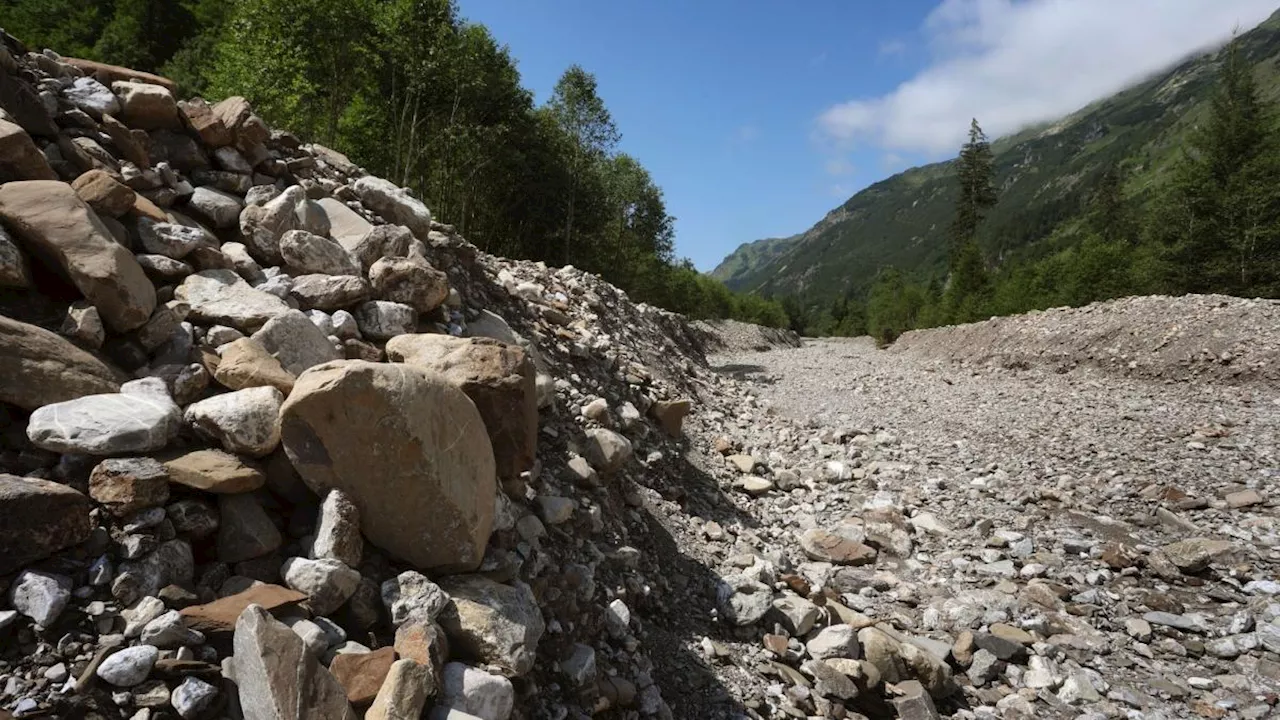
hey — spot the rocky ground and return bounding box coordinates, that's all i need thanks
[694,299,1280,719]
[1,27,1278,720]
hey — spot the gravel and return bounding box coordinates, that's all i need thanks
[690,295,1280,718]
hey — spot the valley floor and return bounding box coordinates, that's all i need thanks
[653,317,1279,718]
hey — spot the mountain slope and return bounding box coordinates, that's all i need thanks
[713,9,1280,302]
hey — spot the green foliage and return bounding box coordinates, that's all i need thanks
[949,119,998,263]
[714,11,1280,303]
[752,29,1280,339]
[1156,36,1280,296]
[865,269,929,345]
[0,0,112,58]
[210,0,375,145]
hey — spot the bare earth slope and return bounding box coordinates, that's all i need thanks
[697,295,1280,718]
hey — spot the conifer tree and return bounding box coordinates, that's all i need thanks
[949,118,998,266]
[945,118,998,320]
[1165,35,1280,294]
[1089,164,1135,244]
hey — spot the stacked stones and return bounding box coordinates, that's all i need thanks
[0,32,705,720]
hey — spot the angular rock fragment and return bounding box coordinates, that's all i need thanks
[369,255,449,312]
[387,334,537,481]
[312,489,363,568]
[164,448,265,494]
[353,300,417,341]
[282,556,361,616]
[184,386,283,457]
[0,315,123,410]
[232,604,357,720]
[331,646,396,706]
[72,168,136,216]
[280,361,496,572]
[186,185,243,228]
[584,428,633,474]
[438,662,514,720]
[353,176,432,238]
[180,584,307,636]
[799,526,877,566]
[280,229,360,276]
[0,118,56,181]
[0,475,92,574]
[1161,537,1234,573]
[27,377,181,455]
[217,493,282,563]
[89,457,170,516]
[437,575,545,677]
[288,273,371,311]
[0,180,155,331]
[366,659,432,720]
[213,337,297,395]
[112,80,181,130]
[0,225,30,287]
[382,571,449,627]
[176,269,291,331]
[251,309,341,376]
[10,570,73,627]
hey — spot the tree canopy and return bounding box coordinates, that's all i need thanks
[1,0,790,328]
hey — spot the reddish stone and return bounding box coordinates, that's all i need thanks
[330,647,396,705]
[179,584,306,634]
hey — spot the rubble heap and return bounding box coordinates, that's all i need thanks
[0,32,724,720]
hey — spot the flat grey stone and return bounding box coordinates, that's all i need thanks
[26,377,180,455]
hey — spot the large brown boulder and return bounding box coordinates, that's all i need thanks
[0,474,92,574]
[0,315,124,410]
[280,361,496,572]
[0,181,156,331]
[386,335,536,482]
[0,118,56,181]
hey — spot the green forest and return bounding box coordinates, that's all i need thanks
[784,37,1280,343]
[0,0,790,328]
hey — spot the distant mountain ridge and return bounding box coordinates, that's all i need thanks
[711,8,1280,302]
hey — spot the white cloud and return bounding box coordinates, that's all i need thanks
[817,0,1278,157]
[825,157,856,176]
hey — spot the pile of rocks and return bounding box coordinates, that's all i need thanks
[889,294,1280,384]
[0,32,720,720]
[692,320,801,354]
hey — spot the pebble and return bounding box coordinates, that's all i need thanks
[96,645,158,687]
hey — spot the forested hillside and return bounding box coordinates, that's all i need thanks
[714,9,1280,338]
[1,0,790,327]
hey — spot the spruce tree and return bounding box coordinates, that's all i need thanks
[949,118,998,266]
[1089,164,1135,244]
[945,118,998,320]
[1166,35,1280,294]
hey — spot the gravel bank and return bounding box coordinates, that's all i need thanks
[693,304,1280,717]
[890,294,1280,384]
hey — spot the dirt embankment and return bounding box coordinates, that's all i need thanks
[889,293,1280,383]
[691,318,801,353]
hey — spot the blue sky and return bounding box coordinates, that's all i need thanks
[456,0,1277,271]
